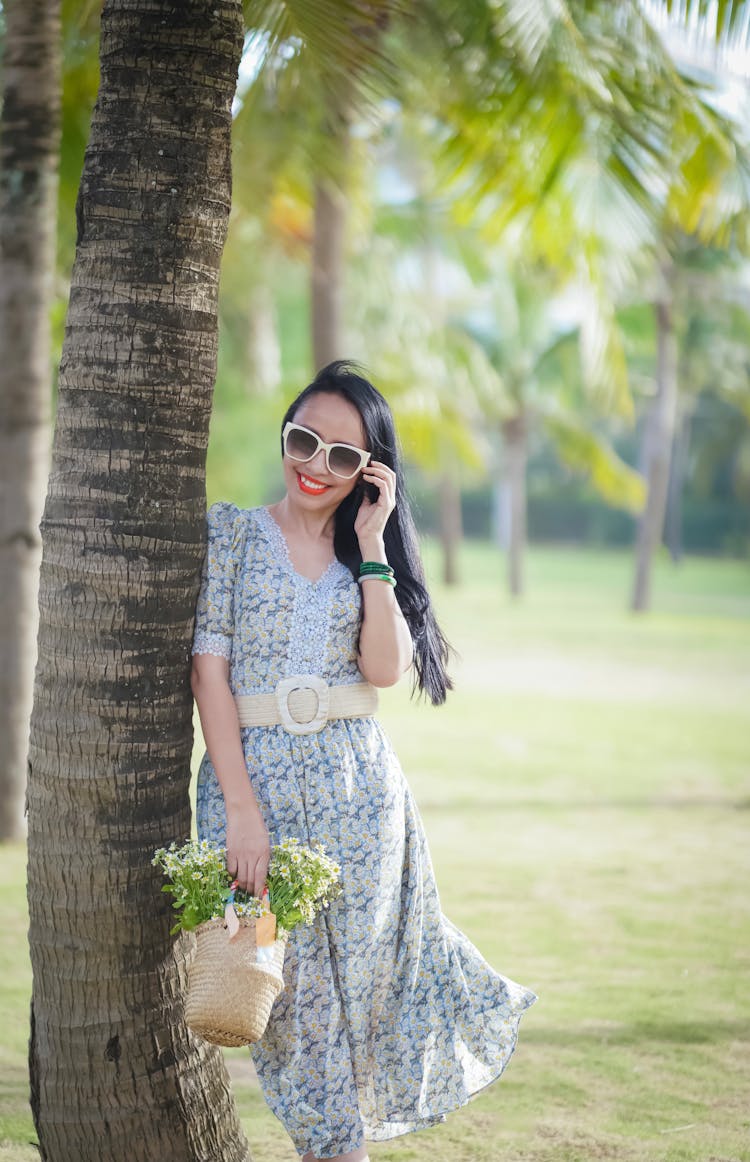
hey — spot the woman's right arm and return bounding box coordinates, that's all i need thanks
[190,653,270,898]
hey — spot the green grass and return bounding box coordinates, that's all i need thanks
[2,543,749,1162]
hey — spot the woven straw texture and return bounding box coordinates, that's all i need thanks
[185,916,286,1046]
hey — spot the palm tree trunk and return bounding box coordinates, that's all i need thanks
[26,3,249,1159]
[0,0,60,841]
[246,282,281,396]
[311,177,348,368]
[311,108,350,370]
[631,268,678,612]
[501,414,527,597]
[438,472,462,585]
[665,397,692,564]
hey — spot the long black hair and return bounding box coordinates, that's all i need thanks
[280,360,454,706]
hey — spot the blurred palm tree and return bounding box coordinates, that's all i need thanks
[347,224,493,583]
[630,121,750,609]
[0,0,61,842]
[415,0,750,603]
[669,259,750,559]
[240,0,400,366]
[458,260,646,596]
[346,202,645,594]
[235,0,750,601]
[624,242,750,567]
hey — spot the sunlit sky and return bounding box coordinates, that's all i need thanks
[640,0,750,119]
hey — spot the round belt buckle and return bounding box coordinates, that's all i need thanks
[275,675,330,735]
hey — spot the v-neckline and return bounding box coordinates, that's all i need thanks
[259,505,340,587]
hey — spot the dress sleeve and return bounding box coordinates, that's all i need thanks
[191,501,242,659]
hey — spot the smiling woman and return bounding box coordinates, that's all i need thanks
[189,360,537,1162]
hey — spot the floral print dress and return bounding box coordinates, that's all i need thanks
[192,501,537,1160]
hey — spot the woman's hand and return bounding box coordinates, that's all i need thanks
[226,803,270,899]
[354,460,397,546]
[353,460,413,686]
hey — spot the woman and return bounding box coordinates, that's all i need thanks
[190,361,536,1162]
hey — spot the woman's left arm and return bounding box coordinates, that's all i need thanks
[355,461,414,687]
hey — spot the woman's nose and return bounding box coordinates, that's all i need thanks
[305,448,328,477]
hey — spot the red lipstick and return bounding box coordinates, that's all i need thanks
[296,471,331,496]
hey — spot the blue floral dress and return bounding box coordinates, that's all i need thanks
[192,501,537,1160]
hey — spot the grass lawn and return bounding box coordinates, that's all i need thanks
[1,542,749,1162]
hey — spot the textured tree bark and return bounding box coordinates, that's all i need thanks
[26,3,249,1159]
[631,269,678,612]
[0,0,60,841]
[438,472,462,585]
[501,414,527,598]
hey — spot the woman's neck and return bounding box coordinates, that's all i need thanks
[269,496,336,544]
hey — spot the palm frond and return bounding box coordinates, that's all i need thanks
[658,0,750,50]
[543,412,647,512]
[242,0,404,112]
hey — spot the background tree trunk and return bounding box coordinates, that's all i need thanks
[311,107,350,370]
[438,471,462,585]
[631,267,678,612]
[246,282,281,396]
[26,3,249,1159]
[665,396,692,564]
[0,0,60,841]
[500,414,527,598]
[311,176,348,368]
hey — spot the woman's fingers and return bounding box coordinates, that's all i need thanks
[253,855,269,900]
[225,810,270,895]
[363,463,394,483]
[229,853,245,890]
[361,466,395,514]
[227,848,269,897]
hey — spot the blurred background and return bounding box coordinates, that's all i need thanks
[53,1,750,591]
[1,2,749,1160]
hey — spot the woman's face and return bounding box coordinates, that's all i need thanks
[282,391,369,511]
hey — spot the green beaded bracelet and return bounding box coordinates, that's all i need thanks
[358,573,397,587]
[359,560,394,575]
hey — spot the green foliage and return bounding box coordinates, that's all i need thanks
[243,0,401,109]
[152,839,247,933]
[544,413,646,514]
[665,0,750,50]
[152,837,341,935]
[266,837,342,930]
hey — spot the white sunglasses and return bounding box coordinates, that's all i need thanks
[282,422,371,479]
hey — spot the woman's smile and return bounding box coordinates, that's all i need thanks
[296,469,332,495]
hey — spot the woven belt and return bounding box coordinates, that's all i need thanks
[234,675,378,737]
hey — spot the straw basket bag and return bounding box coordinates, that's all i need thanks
[185,915,287,1046]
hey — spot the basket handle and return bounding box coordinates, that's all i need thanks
[225,880,241,940]
[256,887,277,947]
